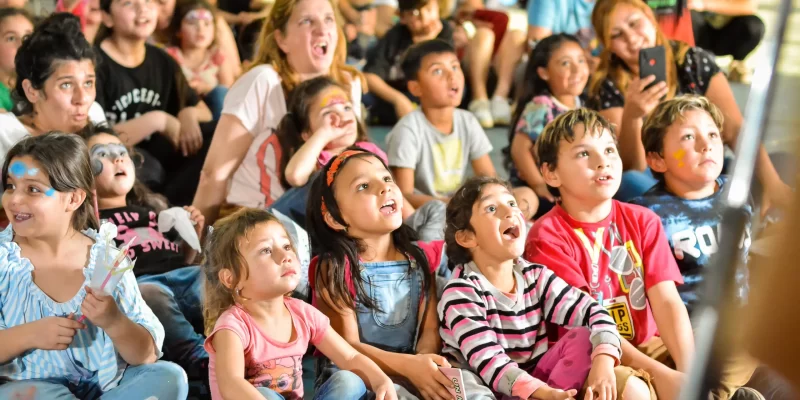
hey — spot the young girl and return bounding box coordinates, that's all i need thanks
[306,148,454,399]
[202,208,397,400]
[166,0,235,121]
[82,124,210,380]
[95,0,213,205]
[504,34,588,210]
[0,133,187,399]
[0,8,33,112]
[440,176,633,400]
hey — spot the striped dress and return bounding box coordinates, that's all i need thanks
[0,223,164,390]
[438,259,621,397]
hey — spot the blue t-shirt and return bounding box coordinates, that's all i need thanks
[527,0,595,49]
[629,176,752,314]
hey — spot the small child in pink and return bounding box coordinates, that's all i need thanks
[202,209,396,400]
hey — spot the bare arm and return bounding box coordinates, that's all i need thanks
[648,281,694,372]
[527,25,552,43]
[114,111,176,146]
[189,102,213,123]
[470,154,496,177]
[218,56,236,87]
[365,73,405,105]
[192,114,255,224]
[392,167,440,209]
[510,134,549,188]
[212,330,267,399]
[215,16,243,78]
[105,315,159,365]
[315,327,392,391]
[284,132,331,187]
[0,324,36,364]
[600,107,648,171]
[414,276,442,355]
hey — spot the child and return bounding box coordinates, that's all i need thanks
[440,176,624,399]
[166,0,235,121]
[83,125,210,381]
[306,148,454,399]
[363,0,454,125]
[0,8,33,112]
[630,95,750,315]
[202,208,396,400]
[0,133,187,399]
[505,34,587,208]
[95,0,213,204]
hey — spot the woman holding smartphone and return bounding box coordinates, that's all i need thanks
[588,0,793,211]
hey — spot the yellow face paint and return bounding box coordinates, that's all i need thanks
[319,88,349,109]
[672,149,686,168]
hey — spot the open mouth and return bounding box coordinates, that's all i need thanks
[114,170,127,177]
[596,175,613,184]
[379,199,397,216]
[14,212,32,222]
[502,225,520,241]
[312,41,329,57]
[448,86,460,96]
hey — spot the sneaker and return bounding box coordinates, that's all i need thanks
[733,387,766,400]
[490,96,512,126]
[728,60,752,84]
[469,99,494,129]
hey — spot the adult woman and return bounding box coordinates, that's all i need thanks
[0,13,106,167]
[589,0,792,209]
[192,0,363,225]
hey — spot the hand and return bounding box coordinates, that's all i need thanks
[374,377,398,400]
[454,5,475,24]
[393,96,415,119]
[178,108,203,157]
[184,205,206,240]
[313,112,355,144]
[584,355,617,400]
[29,313,85,350]
[403,354,453,400]
[237,11,260,26]
[531,385,577,400]
[189,78,214,96]
[651,367,684,400]
[623,75,668,120]
[760,179,793,218]
[161,112,182,150]
[81,287,124,330]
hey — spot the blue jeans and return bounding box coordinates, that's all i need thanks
[258,370,367,400]
[205,85,228,121]
[137,266,208,377]
[0,361,188,400]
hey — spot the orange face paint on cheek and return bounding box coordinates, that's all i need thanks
[672,149,686,168]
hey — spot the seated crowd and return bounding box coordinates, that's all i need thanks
[0,0,794,399]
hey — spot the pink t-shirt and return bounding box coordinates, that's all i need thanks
[317,141,387,167]
[204,298,331,400]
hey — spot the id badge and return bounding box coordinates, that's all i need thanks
[603,295,635,341]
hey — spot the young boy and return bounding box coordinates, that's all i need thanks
[363,0,454,124]
[386,39,495,209]
[629,95,752,316]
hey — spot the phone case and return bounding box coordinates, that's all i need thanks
[438,367,467,400]
[638,46,667,90]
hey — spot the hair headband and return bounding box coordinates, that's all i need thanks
[184,9,213,22]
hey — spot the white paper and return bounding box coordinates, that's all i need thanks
[158,207,201,251]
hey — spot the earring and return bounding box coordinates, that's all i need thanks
[235,287,250,301]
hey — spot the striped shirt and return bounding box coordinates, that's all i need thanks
[0,223,164,390]
[438,259,621,397]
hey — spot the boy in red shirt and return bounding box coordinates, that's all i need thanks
[524,108,690,400]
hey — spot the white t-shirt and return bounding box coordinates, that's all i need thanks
[0,102,107,167]
[223,65,362,208]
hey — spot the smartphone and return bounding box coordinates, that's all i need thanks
[638,46,667,90]
[438,367,467,400]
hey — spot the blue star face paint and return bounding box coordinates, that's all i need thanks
[9,160,27,178]
[45,188,55,197]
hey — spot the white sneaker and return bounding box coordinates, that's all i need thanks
[491,96,512,126]
[469,99,494,129]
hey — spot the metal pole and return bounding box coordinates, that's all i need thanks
[679,0,793,398]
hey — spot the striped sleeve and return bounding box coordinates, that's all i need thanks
[439,277,544,396]
[531,265,622,359]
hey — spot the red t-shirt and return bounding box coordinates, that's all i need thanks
[524,201,683,346]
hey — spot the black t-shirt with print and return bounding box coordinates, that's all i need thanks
[590,42,720,110]
[100,205,186,277]
[95,43,200,125]
[364,20,454,92]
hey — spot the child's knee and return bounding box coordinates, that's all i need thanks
[150,361,189,394]
[320,370,368,399]
[622,376,653,400]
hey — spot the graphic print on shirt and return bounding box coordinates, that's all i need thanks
[105,88,164,124]
[106,209,181,257]
[246,355,303,399]
[573,223,645,340]
[432,139,464,195]
[255,131,283,207]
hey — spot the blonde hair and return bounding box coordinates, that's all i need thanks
[202,208,296,335]
[250,0,365,94]
[642,94,724,156]
[589,0,690,102]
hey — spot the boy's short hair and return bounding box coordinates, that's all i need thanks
[397,0,430,12]
[401,39,456,82]
[642,95,724,181]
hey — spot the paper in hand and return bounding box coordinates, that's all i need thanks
[158,207,201,251]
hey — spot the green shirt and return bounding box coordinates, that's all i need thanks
[0,83,13,112]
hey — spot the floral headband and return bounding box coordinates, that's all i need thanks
[321,149,367,217]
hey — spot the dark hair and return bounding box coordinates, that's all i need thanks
[397,0,430,12]
[445,176,513,266]
[13,13,96,116]
[276,76,369,189]
[503,34,583,172]
[168,0,217,47]
[536,108,616,197]
[2,132,99,232]
[78,124,169,212]
[401,39,456,82]
[305,147,430,310]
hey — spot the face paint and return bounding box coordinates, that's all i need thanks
[184,9,213,22]
[9,160,27,178]
[91,143,130,161]
[45,188,55,197]
[319,89,349,109]
[672,149,686,168]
